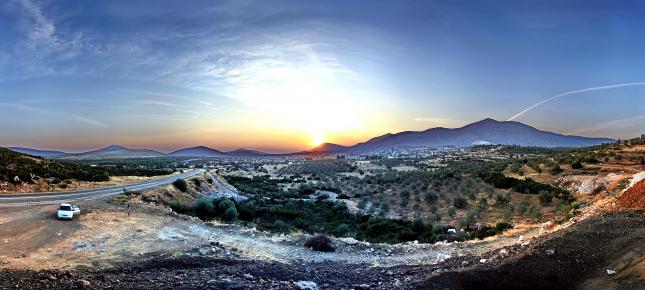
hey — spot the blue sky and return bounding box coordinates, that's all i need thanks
[1,0,644,152]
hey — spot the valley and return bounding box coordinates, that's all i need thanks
[0,134,643,289]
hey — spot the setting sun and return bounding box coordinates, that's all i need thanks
[310,132,326,147]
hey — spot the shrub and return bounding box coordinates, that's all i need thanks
[357,198,368,210]
[529,205,543,221]
[539,190,554,205]
[192,178,202,187]
[447,207,457,217]
[193,197,215,219]
[503,206,514,222]
[223,206,239,221]
[336,224,350,236]
[425,191,439,203]
[550,165,564,175]
[217,199,236,213]
[304,234,335,252]
[169,200,190,214]
[337,193,350,199]
[173,179,188,192]
[495,193,511,207]
[517,198,530,216]
[453,195,468,209]
[459,212,476,229]
[571,161,583,169]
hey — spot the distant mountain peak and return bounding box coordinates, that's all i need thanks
[102,145,128,151]
[309,118,614,152]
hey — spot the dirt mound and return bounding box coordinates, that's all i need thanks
[418,211,645,290]
[618,179,645,208]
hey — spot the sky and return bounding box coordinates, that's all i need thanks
[1,0,644,153]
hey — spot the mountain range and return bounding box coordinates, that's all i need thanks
[7,119,614,159]
[310,118,613,152]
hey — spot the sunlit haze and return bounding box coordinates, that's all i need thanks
[1,0,644,152]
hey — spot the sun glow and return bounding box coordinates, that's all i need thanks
[232,64,367,148]
[310,131,325,147]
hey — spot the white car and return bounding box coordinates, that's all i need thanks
[57,203,80,220]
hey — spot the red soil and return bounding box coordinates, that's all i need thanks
[618,179,645,209]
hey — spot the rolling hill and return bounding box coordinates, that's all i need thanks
[63,145,165,160]
[312,118,614,152]
[7,147,70,158]
[225,148,269,157]
[168,146,226,157]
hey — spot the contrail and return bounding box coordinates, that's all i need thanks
[508,82,645,121]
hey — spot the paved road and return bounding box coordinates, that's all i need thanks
[0,169,205,207]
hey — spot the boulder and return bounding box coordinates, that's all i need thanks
[294,281,319,290]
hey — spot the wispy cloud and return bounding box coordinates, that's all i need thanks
[17,0,57,47]
[1,102,109,128]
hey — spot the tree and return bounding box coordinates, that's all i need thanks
[336,224,350,236]
[460,212,476,229]
[425,191,439,203]
[193,197,214,219]
[529,205,543,221]
[223,206,239,221]
[453,195,468,209]
[447,207,457,218]
[538,190,554,205]
[495,193,510,207]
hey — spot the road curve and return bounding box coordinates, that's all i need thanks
[0,169,205,207]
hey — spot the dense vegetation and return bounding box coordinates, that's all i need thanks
[277,160,356,175]
[479,171,572,201]
[0,147,170,183]
[169,195,512,244]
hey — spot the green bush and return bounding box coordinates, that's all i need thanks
[336,224,350,236]
[453,195,468,209]
[223,207,239,221]
[447,207,456,217]
[173,179,188,192]
[539,190,554,205]
[571,161,583,169]
[425,191,439,203]
[169,200,190,214]
[193,197,215,219]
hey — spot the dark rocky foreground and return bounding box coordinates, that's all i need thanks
[0,254,431,290]
[1,211,643,290]
[418,210,645,290]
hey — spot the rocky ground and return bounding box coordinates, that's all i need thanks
[0,210,642,290]
[419,210,645,290]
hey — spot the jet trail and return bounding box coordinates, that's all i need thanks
[508,82,645,121]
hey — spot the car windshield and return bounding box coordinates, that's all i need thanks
[59,206,72,211]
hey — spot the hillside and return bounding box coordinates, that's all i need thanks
[0,147,172,192]
[168,146,226,157]
[314,118,613,152]
[63,145,165,160]
[0,147,113,184]
[7,147,70,158]
[225,148,268,157]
